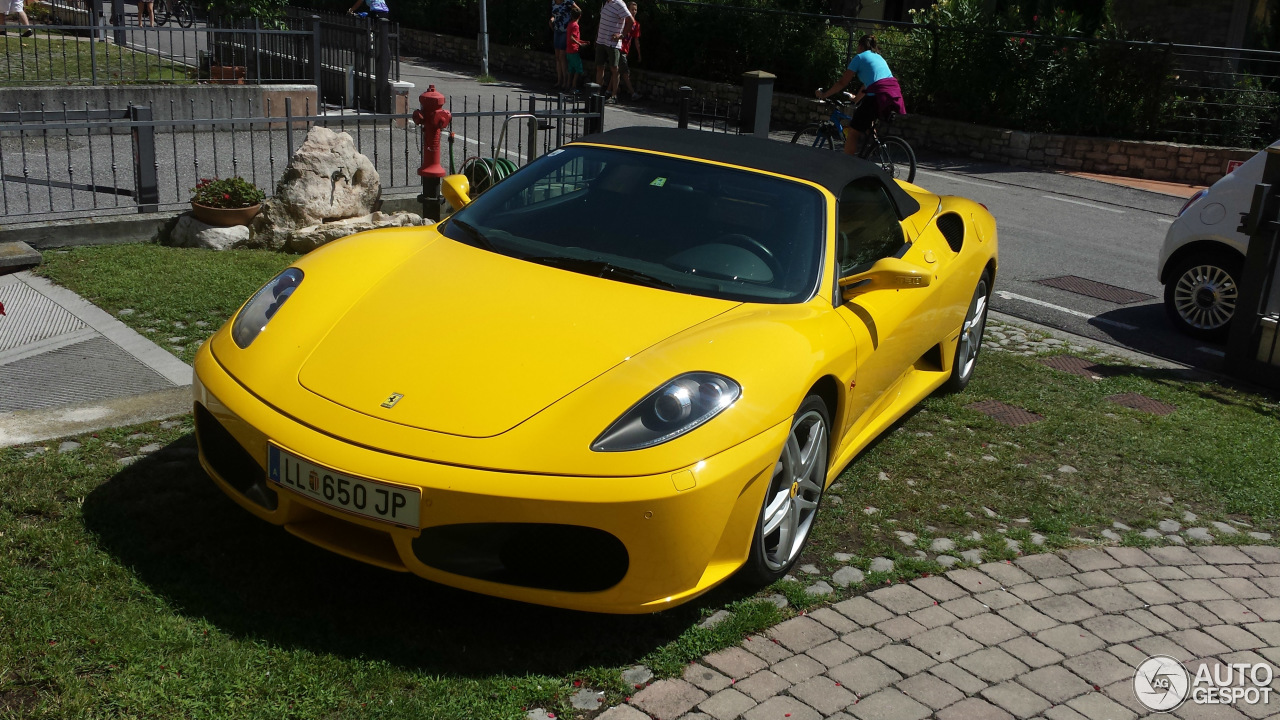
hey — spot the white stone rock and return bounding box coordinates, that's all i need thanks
[805,581,834,597]
[1140,528,1162,539]
[138,444,162,454]
[1005,538,1021,552]
[895,531,918,546]
[914,550,927,559]
[167,213,252,250]
[1160,496,1174,504]
[828,496,843,505]
[968,531,982,541]
[833,552,854,562]
[1058,465,1078,474]
[961,549,984,564]
[622,665,654,685]
[936,555,960,567]
[1211,521,1239,535]
[763,593,789,609]
[930,537,956,553]
[160,420,182,430]
[1100,529,1122,541]
[23,447,47,458]
[526,709,554,720]
[1030,533,1046,546]
[58,441,81,453]
[798,563,820,575]
[878,471,890,482]
[1183,511,1198,522]
[1158,519,1182,533]
[282,210,426,254]
[570,689,605,710]
[1166,534,1186,545]
[863,506,879,515]
[118,456,141,467]
[832,566,865,587]
[118,308,135,316]
[1186,527,1213,542]
[869,557,895,573]
[1112,521,1131,531]
[982,455,998,462]
[1250,532,1273,541]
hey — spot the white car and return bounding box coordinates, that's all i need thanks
[1158,146,1268,340]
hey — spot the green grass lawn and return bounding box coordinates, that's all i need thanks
[6,243,1280,718]
[1,34,195,85]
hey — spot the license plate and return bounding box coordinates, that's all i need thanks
[267,444,420,528]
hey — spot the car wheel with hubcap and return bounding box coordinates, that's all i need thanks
[739,395,829,585]
[942,271,991,394]
[1163,251,1243,341]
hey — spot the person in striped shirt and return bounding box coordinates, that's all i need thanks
[593,0,634,102]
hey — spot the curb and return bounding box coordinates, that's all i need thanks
[0,386,190,448]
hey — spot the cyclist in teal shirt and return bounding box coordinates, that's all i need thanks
[817,35,904,157]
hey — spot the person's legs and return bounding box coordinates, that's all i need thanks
[843,128,862,156]
[594,44,606,87]
[139,0,152,26]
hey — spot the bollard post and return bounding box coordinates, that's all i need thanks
[1225,141,1280,388]
[111,0,124,46]
[740,70,775,137]
[311,15,324,103]
[583,83,604,135]
[376,18,392,114]
[412,85,452,222]
[677,86,692,129]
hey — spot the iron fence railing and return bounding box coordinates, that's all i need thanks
[0,93,605,224]
[676,89,742,135]
[0,15,397,110]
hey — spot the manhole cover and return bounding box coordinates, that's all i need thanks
[1040,355,1103,379]
[966,399,1044,427]
[1036,276,1155,304]
[1107,393,1177,416]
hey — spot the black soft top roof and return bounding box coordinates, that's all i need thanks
[573,126,922,218]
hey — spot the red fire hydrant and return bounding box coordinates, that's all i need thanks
[412,85,452,220]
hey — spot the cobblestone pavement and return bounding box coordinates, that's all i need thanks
[600,545,1280,720]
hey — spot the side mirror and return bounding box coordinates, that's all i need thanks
[839,256,932,300]
[442,174,472,211]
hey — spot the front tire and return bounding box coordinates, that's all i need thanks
[739,395,830,586]
[875,136,917,183]
[791,124,835,151]
[942,271,991,394]
[1163,251,1243,341]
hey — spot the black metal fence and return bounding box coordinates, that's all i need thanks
[675,87,742,135]
[0,14,397,111]
[0,93,604,224]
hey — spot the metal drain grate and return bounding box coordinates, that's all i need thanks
[966,399,1044,427]
[1036,276,1155,304]
[1107,393,1177,416]
[1039,355,1104,379]
[0,277,87,352]
[0,336,174,412]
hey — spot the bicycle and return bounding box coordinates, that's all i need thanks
[790,92,917,184]
[154,0,195,28]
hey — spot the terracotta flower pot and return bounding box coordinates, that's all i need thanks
[210,65,247,85]
[191,201,261,227]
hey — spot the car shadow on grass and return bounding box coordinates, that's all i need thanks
[81,434,752,678]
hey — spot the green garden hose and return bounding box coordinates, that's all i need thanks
[460,156,519,195]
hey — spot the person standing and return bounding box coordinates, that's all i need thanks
[564,6,590,93]
[0,0,34,36]
[816,34,905,157]
[138,0,155,26]
[550,0,579,91]
[617,1,642,101]
[593,0,633,103]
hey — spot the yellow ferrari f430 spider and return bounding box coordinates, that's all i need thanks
[193,127,997,613]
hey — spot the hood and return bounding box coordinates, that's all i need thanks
[298,238,738,438]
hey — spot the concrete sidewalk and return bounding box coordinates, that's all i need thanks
[606,544,1280,720]
[0,270,191,447]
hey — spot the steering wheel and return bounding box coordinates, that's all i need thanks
[716,233,781,276]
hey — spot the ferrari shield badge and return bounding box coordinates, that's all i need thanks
[381,392,404,409]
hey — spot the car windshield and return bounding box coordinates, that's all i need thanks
[442,145,826,303]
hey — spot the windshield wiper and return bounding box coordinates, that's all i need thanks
[448,218,496,251]
[522,256,677,290]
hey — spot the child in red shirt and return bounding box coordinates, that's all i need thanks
[565,7,590,92]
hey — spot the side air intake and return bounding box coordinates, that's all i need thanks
[936,213,965,253]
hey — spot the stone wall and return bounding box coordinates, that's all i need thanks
[401,28,1257,186]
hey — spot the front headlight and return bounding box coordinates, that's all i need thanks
[591,372,741,452]
[231,268,304,348]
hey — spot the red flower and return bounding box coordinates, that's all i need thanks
[1032,14,1038,21]
[223,193,231,200]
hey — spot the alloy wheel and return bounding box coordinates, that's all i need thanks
[1173,263,1238,332]
[957,279,989,382]
[758,409,827,572]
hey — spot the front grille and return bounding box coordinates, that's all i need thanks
[412,523,629,592]
[194,403,278,510]
[936,213,965,253]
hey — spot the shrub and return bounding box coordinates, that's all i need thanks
[191,177,266,209]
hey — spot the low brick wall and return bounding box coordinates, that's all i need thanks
[401,28,1255,186]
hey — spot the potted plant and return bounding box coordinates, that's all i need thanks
[190,176,266,226]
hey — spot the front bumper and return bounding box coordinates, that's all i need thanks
[192,343,789,614]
